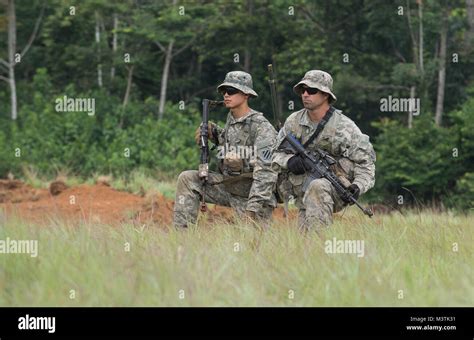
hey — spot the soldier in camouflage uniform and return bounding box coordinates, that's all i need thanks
[272,70,376,230]
[173,71,278,228]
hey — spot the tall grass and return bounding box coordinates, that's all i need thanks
[0,208,472,307]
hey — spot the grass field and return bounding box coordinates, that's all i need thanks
[0,207,472,307]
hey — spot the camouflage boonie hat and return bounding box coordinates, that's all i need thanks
[293,70,337,102]
[217,71,258,97]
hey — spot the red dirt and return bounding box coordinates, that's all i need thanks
[1,180,143,225]
[0,179,295,226]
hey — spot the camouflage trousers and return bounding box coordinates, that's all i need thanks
[296,178,347,230]
[173,170,272,228]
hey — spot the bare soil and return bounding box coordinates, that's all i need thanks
[0,179,300,226]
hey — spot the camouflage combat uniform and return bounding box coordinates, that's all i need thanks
[173,71,278,228]
[272,70,376,230]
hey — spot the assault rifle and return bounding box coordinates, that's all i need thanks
[198,99,224,212]
[267,64,282,130]
[284,133,373,217]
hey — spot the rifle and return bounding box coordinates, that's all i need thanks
[198,99,224,212]
[284,133,373,217]
[267,64,282,130]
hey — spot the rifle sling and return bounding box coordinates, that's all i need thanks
[303,106,335,148]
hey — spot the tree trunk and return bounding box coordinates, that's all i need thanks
[243,0,253,72]
[95,11,103,87]
[158,40,174,120]
[406,0,419,71]
[418,0,424,74]
[7,0,17,120]
[408,86,416,129]
[466,0,474,51]
[435,13,448,127]
[111,13,118,80]
[244,50,251,72]
[2,0,43,120]
[123,65,134,107]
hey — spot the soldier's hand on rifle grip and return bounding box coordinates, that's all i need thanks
[287,155,306,175]
[346,184,360,204]
[194,122,218,145]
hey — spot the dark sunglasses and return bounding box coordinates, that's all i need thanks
[219,86,241,96]
[297,86,320,95]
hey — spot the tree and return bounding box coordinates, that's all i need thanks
[435,6,449,126]
[0,0,43,120]
[129,1,213,119]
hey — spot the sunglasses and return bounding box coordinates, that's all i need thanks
[297,86,320,95]
[219,86,241,96]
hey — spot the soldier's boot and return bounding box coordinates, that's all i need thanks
[240,206,273,229]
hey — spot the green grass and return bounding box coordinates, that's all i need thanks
[109,170,176,199]
[0,209,472,307]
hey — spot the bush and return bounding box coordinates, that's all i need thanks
[1,68,202,179]
[370,97,474,211]
[448,172,474,211]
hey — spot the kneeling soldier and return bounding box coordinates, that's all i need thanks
[272,70,376,230]
[173,71,278,228]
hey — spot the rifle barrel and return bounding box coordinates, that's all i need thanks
[268,64,281,129]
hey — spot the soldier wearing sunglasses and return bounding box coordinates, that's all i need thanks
[272,70,376,231]
[173,71,278,228]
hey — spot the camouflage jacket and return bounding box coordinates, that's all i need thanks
[212,109,278,211]
[272,108,376,194]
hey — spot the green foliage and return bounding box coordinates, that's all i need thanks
[370,97,474,209]
[1,69,200,178]
[374,115,460,205]
[0,130,16,176]
[0,0,473,210]
[443,97,474,210]
[450,172,474,211]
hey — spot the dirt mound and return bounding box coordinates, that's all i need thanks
[1,182,144,224]
[0,179,41,204]
[0,179,23,190]
[0,179,305,226]
[132,193,174,226]
[49,180,68,196]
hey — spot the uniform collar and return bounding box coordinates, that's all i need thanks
[228,109,258,124]
[299,107,336,127]
[299,109,317,128]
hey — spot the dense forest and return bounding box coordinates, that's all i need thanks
[0,0,473,210]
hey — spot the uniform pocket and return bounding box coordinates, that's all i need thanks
[336,157,355,181]
[288,173,305,187]
[223,176,253,197]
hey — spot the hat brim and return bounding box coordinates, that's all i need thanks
[293,80,337,102]
[217,83,258,98]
